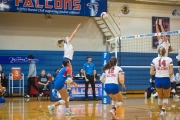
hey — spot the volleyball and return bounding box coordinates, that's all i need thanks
[100,12,108,19]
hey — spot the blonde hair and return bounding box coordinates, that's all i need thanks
[55,39,65,48]
[158,47,166,57]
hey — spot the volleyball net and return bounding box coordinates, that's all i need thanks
[106,30,180,74]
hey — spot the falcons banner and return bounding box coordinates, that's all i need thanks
[0,0,107,16]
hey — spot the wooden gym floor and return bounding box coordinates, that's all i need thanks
[0,94,180,120]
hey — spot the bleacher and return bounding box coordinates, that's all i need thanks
[0,50,178,93]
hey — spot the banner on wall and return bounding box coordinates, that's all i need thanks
[152,16,170,48]
[172,9,180,16]
[101,52,111,104]
[0,0,107,16]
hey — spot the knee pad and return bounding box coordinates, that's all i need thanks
[158,98,163,105]
[58,100,65,105]
[65,78,73,84]
[116,102,122,107]
[163,98,168,104]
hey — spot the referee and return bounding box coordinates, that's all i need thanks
[83,56,98,101]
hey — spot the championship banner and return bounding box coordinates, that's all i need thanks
[101,52,111,104]
[0,0,107,16]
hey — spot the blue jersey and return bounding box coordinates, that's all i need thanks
[55,67,71,83]
[83,62,95,75]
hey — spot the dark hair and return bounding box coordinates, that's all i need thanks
[62,60,70,66]
[55,68,60,72]
[103,57,117,71]
[41,69,45,73]
[28,54,34,59]
[87,56,92,59]
[79,68,84,76]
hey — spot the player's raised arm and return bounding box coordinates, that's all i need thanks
[67,23,81,43]
[156,18,161,41]
[159,19,168,42]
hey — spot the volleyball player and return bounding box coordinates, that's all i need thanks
[156,18,172,56]
[56,23,81,94]
[100,57,124,120]
[48,60,75,116]
[150,46,174,116]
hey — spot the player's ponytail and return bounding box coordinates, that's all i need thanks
[158,47,166,57]
[56,38,65,48]
[103,57,117,71]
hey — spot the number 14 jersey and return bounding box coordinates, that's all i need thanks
[151,56,173,77]
[104,66,123,84]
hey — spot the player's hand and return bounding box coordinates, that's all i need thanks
[155,18,158,25]
[77,23,81,29]
[85,78,89,82]
[73,82,78,88]
[94,78,96,82]
[159,19,162,26]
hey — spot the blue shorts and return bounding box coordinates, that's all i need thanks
[105,83,120,95]
[63,57,72,62]
[54,80,65,91]
[155,77,171,89]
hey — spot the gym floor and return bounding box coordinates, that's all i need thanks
[0,94,180,120]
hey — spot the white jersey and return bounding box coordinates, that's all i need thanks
[63,42,74,60]
[104,66,123,84]
[157,39,170,57]
[151,56,173,77]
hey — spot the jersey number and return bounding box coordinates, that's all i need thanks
[108,68,115,74]
[158,60,166,67]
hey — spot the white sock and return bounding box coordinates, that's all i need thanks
[66,108,70,111]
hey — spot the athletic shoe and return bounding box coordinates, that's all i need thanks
[24,95,30,98]
[171,89,176,93]
[173,95,180,102]
[48,105,54,115]
[39,93,44,101]
[109,109,119,120]
[153,92,158,97]
[66,108,75,116]
[160,109,166,116]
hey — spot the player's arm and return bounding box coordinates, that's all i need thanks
[67,23,81,43]
[156,18,161,41]
[169,60,174,77]
[100,73,105,83]
[38,77,46,86]
[150,66,155,75]
[159,19,168,42]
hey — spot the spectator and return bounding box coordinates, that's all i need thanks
[176,49,180,73]
[175,69,180,84]
[83,56,97,101]
[38,70,50,99]
[171,74,176,93]
[77,68,84,77]
[24,54,38,98]
[53,68,60,80]
[1,72,8,88]
[0,64,2,83]
[149,75,156,97]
